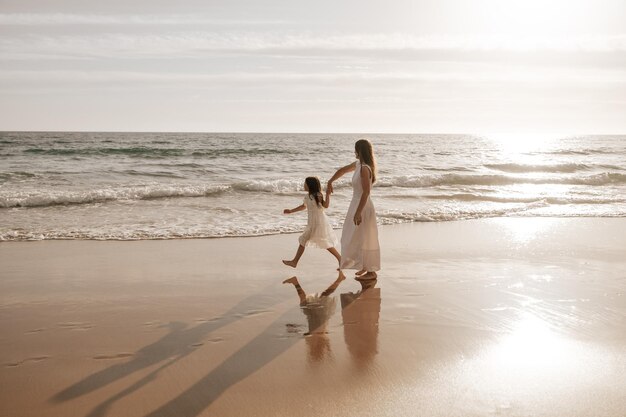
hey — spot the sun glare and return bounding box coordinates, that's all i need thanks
[486,133,561,156]
[479,0,593,37]
[457,312,602,394]
[492,217,554,244]
[491,313,567,372]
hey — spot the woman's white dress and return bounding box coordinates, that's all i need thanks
[340,161,381,271]
[298,194,339,249]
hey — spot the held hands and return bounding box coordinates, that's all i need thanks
[353,211,362,226]
[326,181,334,195]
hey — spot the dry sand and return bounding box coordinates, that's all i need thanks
[1,217,625,417]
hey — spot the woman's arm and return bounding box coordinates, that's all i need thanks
[353,165,372,225]
[327,161,357,194]
[284,204,305,214]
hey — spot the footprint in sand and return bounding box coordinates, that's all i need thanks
[25,328,45,334]
[93,353,134,360]
[235,309,271,318]
[207,337,224,343]
[285,323,304,334]
[57,322,93,331]
[196,315,225,322]
[6,356,50,367]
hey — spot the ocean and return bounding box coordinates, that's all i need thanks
[1,132,624,241]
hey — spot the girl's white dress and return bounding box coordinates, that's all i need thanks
[340,161,381,271]
[298,194,339,249]
[302,294,337,335]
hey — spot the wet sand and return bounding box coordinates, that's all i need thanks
[1,217,625,417]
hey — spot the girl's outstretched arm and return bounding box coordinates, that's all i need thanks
[284,204,305,214]
[323,189,331,208]
[327,161,357,194]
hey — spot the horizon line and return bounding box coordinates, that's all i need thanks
[2,130,624,136]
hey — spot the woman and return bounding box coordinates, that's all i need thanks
[327,139,380,280]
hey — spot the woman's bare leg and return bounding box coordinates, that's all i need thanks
[282,245,305,268]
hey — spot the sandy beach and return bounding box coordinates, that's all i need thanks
[3,1,625,415]
[1,217,625,417]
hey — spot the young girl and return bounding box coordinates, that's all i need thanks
[282,177,341,268]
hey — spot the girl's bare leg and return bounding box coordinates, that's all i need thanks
[326,247,341,268]
[283,245,305,268]
[283,276,307,304]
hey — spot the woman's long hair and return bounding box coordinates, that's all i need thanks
[305,176,324,207]
[355,139,377,183]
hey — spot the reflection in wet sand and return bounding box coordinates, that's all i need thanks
[283,276,382,367]
[461,311,607,388]
[341,280,381,369]
[283,275,344,363]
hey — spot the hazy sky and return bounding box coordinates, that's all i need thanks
[1,0,625,133]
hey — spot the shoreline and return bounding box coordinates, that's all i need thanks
[2,214,626,243]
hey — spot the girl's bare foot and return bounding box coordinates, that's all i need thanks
[282,276,299,285]
[355,269,367,276]
[282,260,297,268]
[355,271,377,281]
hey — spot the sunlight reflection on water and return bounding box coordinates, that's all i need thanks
[453,311,608,410]
[493,217,555,243]
[487,133,563,157]
[488,313,575,374]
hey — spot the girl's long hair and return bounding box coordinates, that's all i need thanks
[305,176,324,207]
[355,139,377,183]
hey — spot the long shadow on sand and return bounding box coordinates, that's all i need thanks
[140,277,379,417]
[51,283,287,406]
[141,302,304,417]
[84,302,304,417]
